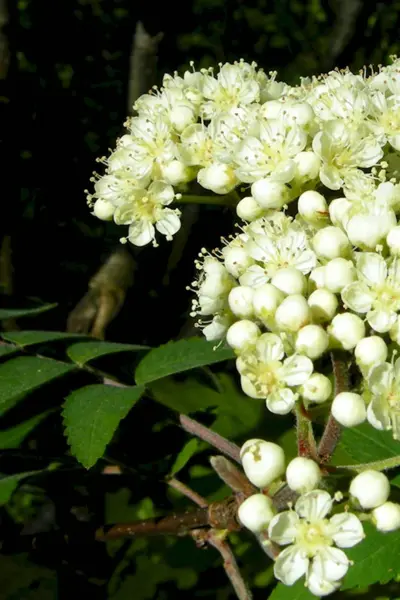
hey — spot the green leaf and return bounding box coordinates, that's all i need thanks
[268,580,314,599]
[169,438,202,476]
[0,469,47,505]
[150,372,263,438]
[0,411,53,449]
[67,340,148,365]
[342,522,400,589]
[339,423,400,462]
[1,330,86,347]
[63,384,145,468]
[0,344,18,358]
[135,337,234,385]
[0,303,57,320]
[0,356,75,416]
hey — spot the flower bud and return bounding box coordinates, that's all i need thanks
[324,258,357,293]
[295,324,329,359]
[298,191,328,223]
[308,266,326,291]
[308,289,338,323]
[160,160,194,185]
[349,470,390,509]
[271,267,306,296]
[236,196,264,221]
[253,284,285,323]
[390,316,400,345]
[312,226,351,260]
[346,211,396,250]
[228,286,255,319]
[240,439,286,488]
[275,295,311,332]
[286,457,321,493]
[93,198,115,221]
[198,163,238,194]
[226,320,261,351]
[223,245,254,278]
[386,226,400,255]
[203,315,230,342]
[300,373,332,403]
[260,100,282,119]
[293,151,320,181]
[328,197,351,227]
[328,313,365,350]
[251,180,289,209]
[355,336,388,371]
[286,102,314,126]
[331,392,367,427]
[372,502,400,532]
[238,494,276,532]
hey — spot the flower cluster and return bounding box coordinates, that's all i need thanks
[187,58,400,439]
[238,438,400,596]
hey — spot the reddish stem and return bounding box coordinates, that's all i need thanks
[179,414,241,463]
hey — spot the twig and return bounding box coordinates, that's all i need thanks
[179,414,241,464]
[294,402,317,459]
[318,352,349,464]
[167,477,208,508]
[206,532,253,600]
[210,455,256,497]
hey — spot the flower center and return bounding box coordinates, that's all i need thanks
[295,519,332,556]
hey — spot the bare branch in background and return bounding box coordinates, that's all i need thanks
[127,21,163,115]
[323,0,362,71]
[0,0,9,79]
[67,247,135,338]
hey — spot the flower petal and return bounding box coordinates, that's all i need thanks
[341,282,373,314]
[256,333,285,362]
[306,573,341,597]
[281,355,314,386]
[295,490,333,521]
[268,511,299,545]
[239,265,269,288]
[267,388,296,415]
[329,513,365,548]
[310,547,350,581]
[367,396,390,431]
[367,309,397,333]
[128,220,155,246]
[368,362,394,395]
[273,545,309,586]
[357,252,387,285]
[155,209,181,240]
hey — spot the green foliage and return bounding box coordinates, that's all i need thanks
[1,330,85,347]
[0,469,50,506]
[268,580,314,599]
[67,339,148,365]
[0,304,57,320]
[339,424,400,462]
[0,411,53,449]
[342,523,400,590]
[135,337,234,385]
[63,383,145,468]
[0,356,75,416]
[169,438,203,477]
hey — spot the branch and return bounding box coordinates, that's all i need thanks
[317,352,349,464]
[167,477,208,508]
[179,414,241,463]
[210,455,257,497]
[206,531,253,600]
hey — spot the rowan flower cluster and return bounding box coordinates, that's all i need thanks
[186,57,400,440]
[238,439,400,596]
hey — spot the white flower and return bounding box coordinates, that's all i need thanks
[312,120,383,190]
[269,490,364,595]
[307,289,338,324]
[328,312,365,350]
[372,502,400,532]
[227,319,261,351]
[365,358,400,440]
[237,333,313,414]
[300,373,332,404]
[198,162,238,194]
[201,62,260,119]
[341,253,400,333]
[113,181,181,247]
[191,256,235,317]
[234,119,307,183]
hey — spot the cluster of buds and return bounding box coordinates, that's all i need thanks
[238,438,400,596]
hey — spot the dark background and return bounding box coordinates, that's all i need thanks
[1,0,400,598]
